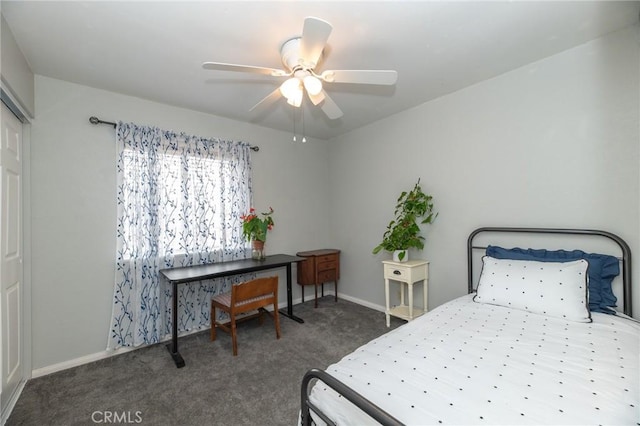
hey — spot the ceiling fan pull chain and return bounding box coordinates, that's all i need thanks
[292,104,297,142]
[301,99,307,143]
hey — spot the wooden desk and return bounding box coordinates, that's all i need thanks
[160,254,304,368]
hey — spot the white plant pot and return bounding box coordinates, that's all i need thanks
[392,250,409,262]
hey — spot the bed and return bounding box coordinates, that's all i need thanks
[300,227,639,425]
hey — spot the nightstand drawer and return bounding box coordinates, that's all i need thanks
[317,269,337,283]
[317,254,338,263]
[317,260,337,271]
[384,264,410,280]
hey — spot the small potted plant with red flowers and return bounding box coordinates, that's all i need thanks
[241,207,274,260]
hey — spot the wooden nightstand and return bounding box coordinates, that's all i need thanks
[383,259,429,327]
[296,249,340,308]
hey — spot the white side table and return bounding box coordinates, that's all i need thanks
[383,259,429,327]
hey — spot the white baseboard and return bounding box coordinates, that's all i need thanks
[1,379,26,425]
[31,346,139,379]
[301,288,386,313]
[334,291,386,313]
[32,298,308,378]
[31,295,382,378]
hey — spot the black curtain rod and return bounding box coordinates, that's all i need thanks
[88,116,259,152]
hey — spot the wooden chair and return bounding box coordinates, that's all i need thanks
[210,276,281,356]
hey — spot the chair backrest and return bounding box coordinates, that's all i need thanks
[231,276,279,314]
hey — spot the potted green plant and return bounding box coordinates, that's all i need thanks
[372,179,436,262]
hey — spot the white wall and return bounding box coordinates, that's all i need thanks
[0,13,35,117]
[329,26,640,317]
[30,76,331,370]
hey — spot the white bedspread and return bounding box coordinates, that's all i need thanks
[310,294,639,425]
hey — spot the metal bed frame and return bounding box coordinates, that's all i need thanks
[300,227,633,426]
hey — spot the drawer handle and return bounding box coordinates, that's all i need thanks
[393,270,401,275]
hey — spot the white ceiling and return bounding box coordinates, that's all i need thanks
[2,1,639,140]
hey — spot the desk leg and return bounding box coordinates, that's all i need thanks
[279,263,304,323]
[166,281,186,368]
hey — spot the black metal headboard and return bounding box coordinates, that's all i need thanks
[467,227,632,317]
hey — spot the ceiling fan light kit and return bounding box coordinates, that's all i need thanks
[280,78,303,106]
[202,16,398,121]
[303,75,323,96]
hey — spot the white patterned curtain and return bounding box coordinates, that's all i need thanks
[108,122,252,349]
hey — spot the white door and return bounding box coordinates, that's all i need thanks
[0,101,23,411]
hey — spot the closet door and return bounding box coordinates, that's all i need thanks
[0,101,23,412]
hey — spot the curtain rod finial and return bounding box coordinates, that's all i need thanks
[89,116,117,128]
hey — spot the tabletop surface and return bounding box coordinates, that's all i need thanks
[159,254,304,283]
[296,249,341,257]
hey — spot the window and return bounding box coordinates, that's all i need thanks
[120,148,247,259]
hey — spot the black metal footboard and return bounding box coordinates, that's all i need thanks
[300,368,404,426]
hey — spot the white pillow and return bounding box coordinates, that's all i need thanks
[474,256,591,322]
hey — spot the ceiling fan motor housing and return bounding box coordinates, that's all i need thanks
[281,37,321,71]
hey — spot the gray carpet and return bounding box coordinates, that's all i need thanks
[7,297,403,426]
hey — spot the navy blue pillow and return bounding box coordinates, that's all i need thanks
[486,246,620,314]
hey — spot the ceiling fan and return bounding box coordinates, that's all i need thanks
[202,17,398,120]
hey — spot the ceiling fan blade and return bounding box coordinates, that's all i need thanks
[307,90,325,106]
[203,62,288,77]
[299,17,332,68]
[319,91,343,120]
[249,88,283,112]
[320,70,398,85]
